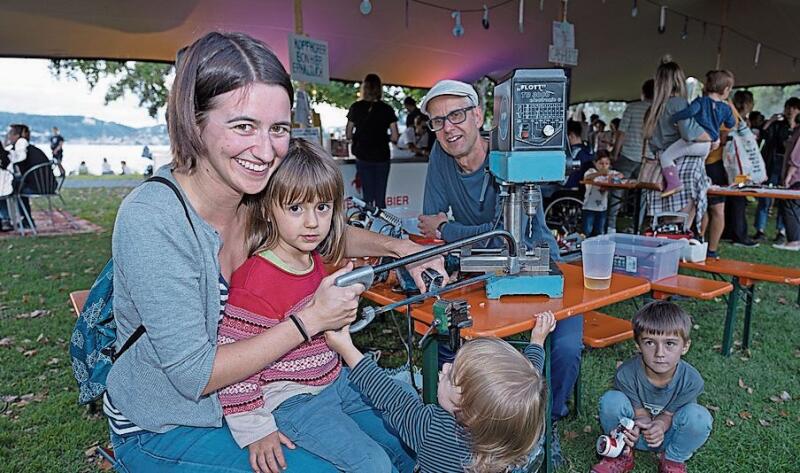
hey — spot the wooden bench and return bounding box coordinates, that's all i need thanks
[583,311,634,348]
[69,290,89,316]
[680,258,800,356]
[650,274,733,301]
[571,311,635,416]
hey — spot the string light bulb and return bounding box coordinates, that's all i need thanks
[658,6,667,34]
[631,0,638,17]
[359,0,372,15]
[452,10,464,37]
[483,4,490,29]
[681,16,688,39]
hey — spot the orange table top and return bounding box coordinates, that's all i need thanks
[680,258,800,285]
[362,263,651,339]
[706,186,800,200]
[650,274,733,300]
[566,260,732,300]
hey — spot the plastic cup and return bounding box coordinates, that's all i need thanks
[582,237,616,290]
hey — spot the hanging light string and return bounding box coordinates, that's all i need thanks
[408,0,516,13]
[639,0,800,66]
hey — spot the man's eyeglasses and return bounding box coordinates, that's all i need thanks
[428,105,476,132]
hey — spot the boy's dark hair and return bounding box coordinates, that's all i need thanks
[594,149,611,161]
[632,301,692,342]
[705,70,735,94]
[785,97,800,110]
[748,111,764,124]
[611,117,621,130]
[732,90,754,114]
[567,119,583,137]
[403,96,416,106]
[642,79,655,101]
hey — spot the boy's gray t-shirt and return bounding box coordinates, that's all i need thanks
[614,355,704,416]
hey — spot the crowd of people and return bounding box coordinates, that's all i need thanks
[566,58,800,254]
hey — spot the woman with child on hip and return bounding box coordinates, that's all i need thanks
[104,31,445,472]
[642,57,714,230]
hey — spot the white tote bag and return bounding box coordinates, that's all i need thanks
[722,122,768,184]
[0,168,13,197]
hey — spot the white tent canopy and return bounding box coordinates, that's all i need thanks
[1,0,798,102]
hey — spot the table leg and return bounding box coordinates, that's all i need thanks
[633,188,642,234]
[544,334,553,473]
[721,277,741,357]
[742,285,755,351]
[422,335,439,404]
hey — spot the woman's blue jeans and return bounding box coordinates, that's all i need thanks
[109,383,415,472]
[598,390,712,463]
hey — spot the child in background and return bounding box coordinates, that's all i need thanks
[409,115,433,156]
[582,151,623,237]
[218,139,410,473]
[590,301,712,473]
[659,70,736,197]
[324,311,557,473]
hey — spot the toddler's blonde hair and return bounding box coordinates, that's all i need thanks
[451,337,546,472]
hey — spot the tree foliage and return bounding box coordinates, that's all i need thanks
[49,59,429,119]
[49,60,172,118]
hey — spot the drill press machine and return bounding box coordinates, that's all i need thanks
[460,69,569,299]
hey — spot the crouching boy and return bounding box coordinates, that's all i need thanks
[591,301,712,473]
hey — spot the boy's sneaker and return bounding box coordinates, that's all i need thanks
[660,165,683,197]
[733,239,759,248]
[658,454,687,473]
[774,232,787,244]
[706,250,719,260]
[752,230,766,242]
[590,451,635,473]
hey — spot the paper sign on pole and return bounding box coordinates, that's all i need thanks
[291,127,322,145]
[549,21,579,66]
[288,34,330,84]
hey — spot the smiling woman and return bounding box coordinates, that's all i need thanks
[102,30,443,473]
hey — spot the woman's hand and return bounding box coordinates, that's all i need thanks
[530,311,556,345]
[248,431,295,473]
[298,262,363,336]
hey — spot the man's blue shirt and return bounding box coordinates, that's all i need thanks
[422,141,561,261]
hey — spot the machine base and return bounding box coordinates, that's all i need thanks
[485,263,564,299]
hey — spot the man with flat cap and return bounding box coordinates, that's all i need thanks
[417,79,582,465]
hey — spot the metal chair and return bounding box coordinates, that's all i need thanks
[17,160,67,235]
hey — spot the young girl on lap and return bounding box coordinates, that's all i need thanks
[218,139,411,473]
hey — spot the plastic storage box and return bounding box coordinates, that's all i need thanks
[606,234,686,282]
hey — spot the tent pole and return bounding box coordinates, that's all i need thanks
[294,0,303,34]
[716,0,729,69]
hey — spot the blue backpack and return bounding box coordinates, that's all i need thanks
[70,177,196,404]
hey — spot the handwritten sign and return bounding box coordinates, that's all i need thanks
[291,127,322,145]
[549,21,578,66]
[288,34,330,84]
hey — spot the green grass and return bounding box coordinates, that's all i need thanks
[1,188,798,472]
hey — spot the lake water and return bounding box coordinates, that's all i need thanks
[31,142,171,176]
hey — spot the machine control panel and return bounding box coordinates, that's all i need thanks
[493,69,568,152]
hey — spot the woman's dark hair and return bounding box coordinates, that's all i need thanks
[360,73,383,101]
[168,31,294,173]
[9,124,30,141]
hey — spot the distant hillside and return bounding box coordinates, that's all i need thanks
[0,111,168,145]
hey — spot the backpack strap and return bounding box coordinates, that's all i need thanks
[113,175,199,361]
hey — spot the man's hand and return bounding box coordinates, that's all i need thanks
[390,238,449,292]
[417,212,448,239]
[248,431,295,473]
[530,311,556,345]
